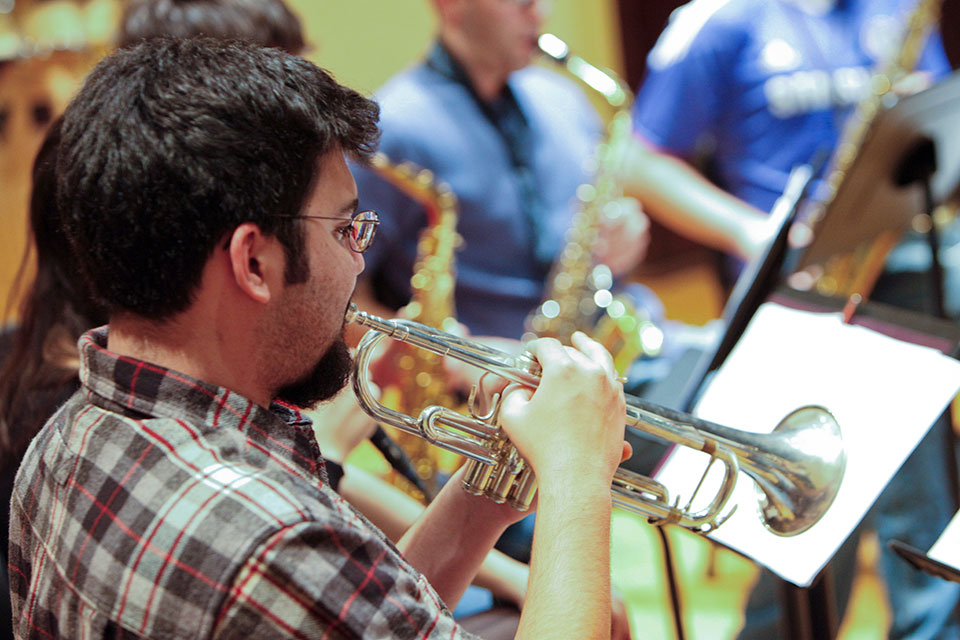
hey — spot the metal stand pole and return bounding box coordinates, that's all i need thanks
[781,567,839,640]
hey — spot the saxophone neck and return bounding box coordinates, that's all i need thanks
[886,0,943,81]
[537,33,633,110]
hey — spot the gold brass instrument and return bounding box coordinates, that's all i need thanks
[801,0,944,298]
[365,152,462,498]
[348,304,846,536]
[524,33,663,375]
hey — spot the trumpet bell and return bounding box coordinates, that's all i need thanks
[749,405,845,536]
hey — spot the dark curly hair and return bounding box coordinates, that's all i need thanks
[119,0,306,54]
[57,37,379,319]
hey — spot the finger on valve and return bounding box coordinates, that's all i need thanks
[498,335,626,481]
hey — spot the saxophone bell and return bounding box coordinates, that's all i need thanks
[355,153,464,499]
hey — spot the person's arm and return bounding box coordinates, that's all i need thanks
[341,465,633,639]
[470,546,529,608]
[504,334,628,639]
[306,385,378,467]
[340,463,530,605]
[395,465,525,608]
[612,134,773,261]
[390,333,628,638]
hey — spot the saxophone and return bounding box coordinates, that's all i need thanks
[366,152,463,500]
[525,34,664,375]
[802,0,943,298]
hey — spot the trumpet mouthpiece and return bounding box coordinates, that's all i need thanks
[345,302,359,324]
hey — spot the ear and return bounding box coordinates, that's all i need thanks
[226,223,282,304]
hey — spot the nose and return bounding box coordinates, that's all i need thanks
[353,249,365,274]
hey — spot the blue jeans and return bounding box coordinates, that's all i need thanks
[739,412,960,639]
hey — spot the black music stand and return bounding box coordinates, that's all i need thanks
[774,289,960,640]
[781,74,960,640]
[891,540,960,585]
[658,72,960,640]
[675,163,817,413]
[633,306,960,640]
[794,69,960,273]
[892,507,960,585]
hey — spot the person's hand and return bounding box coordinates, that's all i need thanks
[498,333,630,487]
[734,211,778,261]
[594,197,651,278]
[611,587,633,640]
[307,383,378,463]
[365,324,410,391]
[365,306,473,393]
[366,309,526,400]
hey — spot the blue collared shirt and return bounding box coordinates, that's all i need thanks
[353,42,602,339]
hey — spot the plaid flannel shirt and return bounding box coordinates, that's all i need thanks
[8,328,477,639]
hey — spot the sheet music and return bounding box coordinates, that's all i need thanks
[655,302,960,587]
[929,510,960,571]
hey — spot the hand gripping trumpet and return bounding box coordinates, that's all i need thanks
[347,304,846,536]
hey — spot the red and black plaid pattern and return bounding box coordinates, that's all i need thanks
[8,328,475,639]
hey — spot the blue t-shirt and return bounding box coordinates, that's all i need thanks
[633,0,951,214]
[353,45,602,339]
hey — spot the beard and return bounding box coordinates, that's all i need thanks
[275,337,353,409]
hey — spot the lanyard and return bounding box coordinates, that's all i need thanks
[425,41,554,272]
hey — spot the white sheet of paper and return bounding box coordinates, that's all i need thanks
[654,302,960,587]
[929,510,960,570]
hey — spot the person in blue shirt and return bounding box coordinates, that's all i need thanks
[615,0,959,638]
[621,0,951,275]
[350,0,652,341]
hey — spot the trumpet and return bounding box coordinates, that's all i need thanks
[347,304,845,536]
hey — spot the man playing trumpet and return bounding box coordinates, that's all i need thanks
[8,37,633,639]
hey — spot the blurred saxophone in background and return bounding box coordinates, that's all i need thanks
[365,152,463,500]
[525,33,663,375]
[800,0,944,298]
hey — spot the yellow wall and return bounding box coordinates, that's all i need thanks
[0,0,624,321]
[0,50,102,324]
[289,0,625,95]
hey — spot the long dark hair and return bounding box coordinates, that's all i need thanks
[0,119,106,465]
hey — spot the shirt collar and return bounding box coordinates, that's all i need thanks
[426,39,527,115]
[77,327,326,481]
[425,39,474,91]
